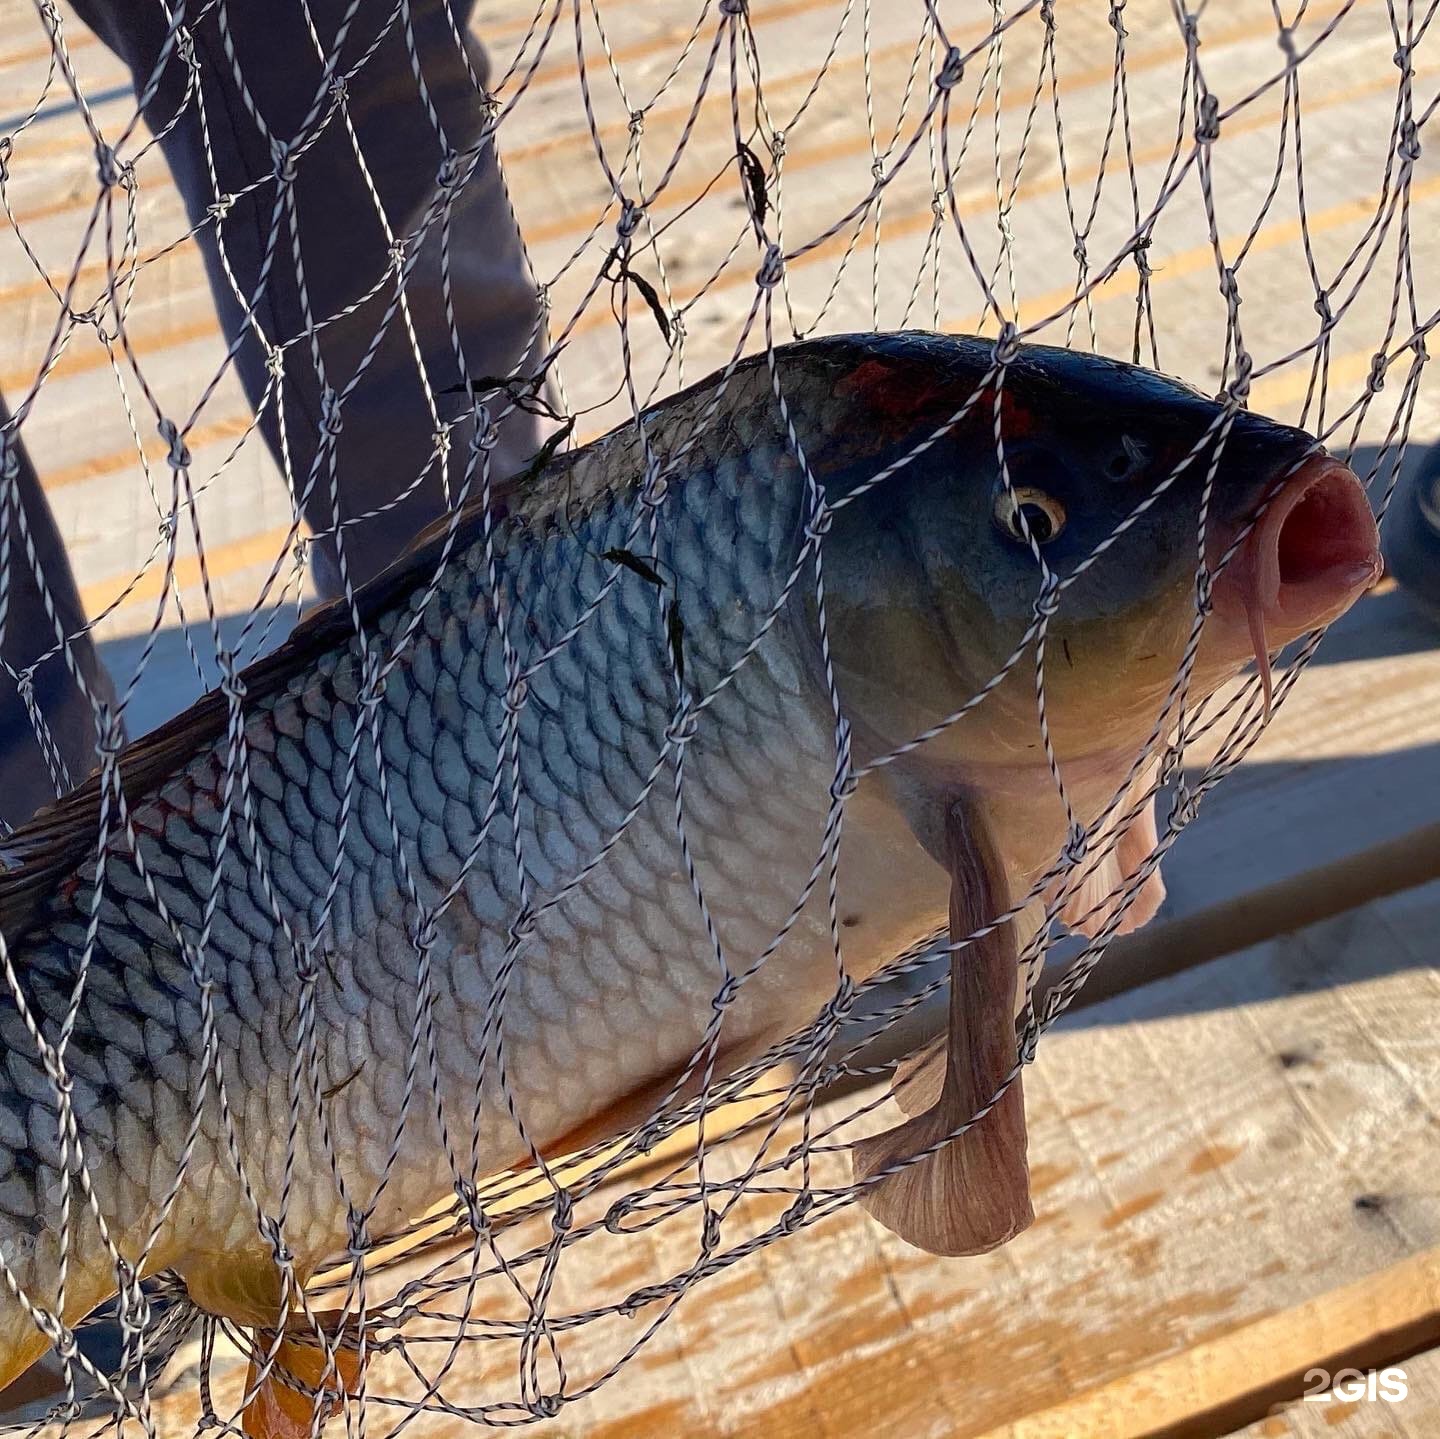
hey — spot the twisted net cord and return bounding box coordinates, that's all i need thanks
[0,0,1434,1430]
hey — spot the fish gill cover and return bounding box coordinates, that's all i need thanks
[0,0,1424,1434]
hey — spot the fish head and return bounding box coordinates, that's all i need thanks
[813,334,1380,785]
[808,335,1378,1257]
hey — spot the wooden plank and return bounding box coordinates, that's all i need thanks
[1001,1250,1440,1438]
[1234,1343,1440,1439]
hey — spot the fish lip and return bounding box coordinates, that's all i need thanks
[1209,452,1381,639]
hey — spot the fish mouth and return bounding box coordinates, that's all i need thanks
[1210,453,1381,709]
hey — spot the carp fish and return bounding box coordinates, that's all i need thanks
[0,332,1380,1431]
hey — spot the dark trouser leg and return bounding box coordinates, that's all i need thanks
[70,0,546,596]
[0,407,122,832]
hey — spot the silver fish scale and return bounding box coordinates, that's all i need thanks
[0,365,850,1297]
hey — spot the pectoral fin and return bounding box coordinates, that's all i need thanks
[242,1319,364,1439]
[850,802,1033,1257]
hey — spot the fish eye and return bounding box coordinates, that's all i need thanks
[993,485,1066,545]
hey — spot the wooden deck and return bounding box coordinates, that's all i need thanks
[2,0,1439,1435]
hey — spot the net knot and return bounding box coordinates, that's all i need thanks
[628,109,645,137]
[95,143,131,190]
[718,0,746,14]
[770,129,787,160]
[319,386,344,437]
[346,1207,371,1259]
[664,708,699,748]
[328,74,349,105]
[454,1179,490,1234]
[1224,352,1254,406]
[257,1215,294,1267]
[94,704,125,761]
[1131,236,1153,276]
[991,322,1022,366]
[1108,2,1128,37]
[870,157,886,182]
[551,1190,574,1235]
[1398,121,1422,163]
[504,675,529,714]
[294,944,320,985]
[1072,238,1088,265]
[701,1207,722,1253]
[1194,565,1214,615]
[1040,0,1056,27]
[270,138,298,185]
[0,429,18,482]
[1195,94,1221,143]
[1062,821,1088,866]
[159,417,191,469]
[1018,1011,1042,1065]
[1218,266,1241,305]
[0,137,11,184]
[1278,26,1298,63]
[641,459,669,506]
[936,45,966,90]
[803,501,834,542]
[206,192,235,223]
[217,652,247,704]
[509,906,538,946]
[1393,45,1414,77]
[829,768,858,803]
[358,663,386,712]
[817,974,857,1029]
[410,911,440,952]
[711,974,741,1012]
[1367,350,1389,393]
[779,1192,812,1234]
[531,1395,563,1420]
[265,345,286,379]
[436,150,463,191]
[1032,571,1062,620]
[1313,291,1334,325]
[616,198,644,240]
[1168,783,1200,831]
[755,244,785,289]
[931,194,946,220]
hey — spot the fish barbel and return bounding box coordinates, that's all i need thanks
[0,333,1379,1420]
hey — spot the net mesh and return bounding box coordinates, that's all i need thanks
[0,0,1433,1431]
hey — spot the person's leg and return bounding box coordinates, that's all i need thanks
[0,405,122,833]
[72,0,547,597]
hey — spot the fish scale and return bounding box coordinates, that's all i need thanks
[0,354,850,1348]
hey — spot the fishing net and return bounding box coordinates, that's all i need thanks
[0,0,1433,1432]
